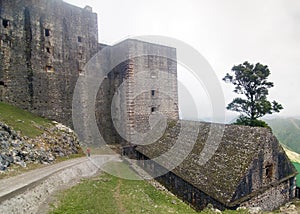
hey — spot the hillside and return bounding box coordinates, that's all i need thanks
[265,118,300,187]
[265,118,300,154]
[282,145,300,163]
[293,162,300,187]
[282,147,300,187]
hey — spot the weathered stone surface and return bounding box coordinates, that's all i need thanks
[95,40,179,145]
[0,1,179,148]
[132,120,297,211]
[0,0,99,127]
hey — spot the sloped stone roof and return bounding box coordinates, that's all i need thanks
[135,120,296,206]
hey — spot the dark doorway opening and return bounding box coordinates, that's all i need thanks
[151,107,157,113]
[266,164,273,179]
[2,19,10,28]
[0,81,6,87]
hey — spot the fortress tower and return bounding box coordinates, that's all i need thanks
[0,0,179,144]
[95,40,179,144]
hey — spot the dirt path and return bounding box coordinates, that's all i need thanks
[0,155,120,214]
[0,157,86,200]
[114,179,127,214]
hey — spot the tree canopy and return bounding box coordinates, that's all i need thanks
[223,61,283,127]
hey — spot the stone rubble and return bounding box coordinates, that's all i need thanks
[0,121,82,172]
[279,202,298,214]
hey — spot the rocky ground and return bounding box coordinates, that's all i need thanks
[0,121,82,172]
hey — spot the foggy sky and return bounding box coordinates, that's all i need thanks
[65,0,300,122]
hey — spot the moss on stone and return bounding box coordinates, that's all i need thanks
[136,120,296,206]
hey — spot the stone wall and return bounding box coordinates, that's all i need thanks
[95,59,127,144]
[296,187,300,198]
[127,41,178,135]
[232,133,296,210]
[133,148,296,211]
[240,179,295,211]
[0,0,98,126]
[135,151,230,211]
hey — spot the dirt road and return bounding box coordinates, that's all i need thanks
[0,155,120,214]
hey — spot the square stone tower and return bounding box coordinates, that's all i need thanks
[95,39,179,145]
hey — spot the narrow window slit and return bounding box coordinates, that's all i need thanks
[151,107,156,113]
[45,29,50,37]
[151,90,155,96]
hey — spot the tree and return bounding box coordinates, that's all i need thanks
[223,61,283,127]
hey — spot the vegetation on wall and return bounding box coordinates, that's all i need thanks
[0,102,51,137]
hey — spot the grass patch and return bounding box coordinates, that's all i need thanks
[81,145,117,156]
[0,102,51,137]
[55,154,85,163]
[292,162,300,187]
[49,163,199,214]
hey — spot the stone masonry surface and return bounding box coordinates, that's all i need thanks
[0,1,179,146]
[0,0,98,126]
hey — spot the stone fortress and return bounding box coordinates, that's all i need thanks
[0,0,298,211]
[0,0,178,144]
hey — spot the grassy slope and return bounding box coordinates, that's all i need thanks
[265,118,300,154]
[282,146,300,163]
[292,162,300,187]
[265,118,300,187]
[286,145,300,187]
[0,102,51,137]
[50,162,197,214]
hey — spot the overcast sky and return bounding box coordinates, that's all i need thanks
[66,0,300,122]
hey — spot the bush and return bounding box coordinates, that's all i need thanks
[234,116,271,129]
